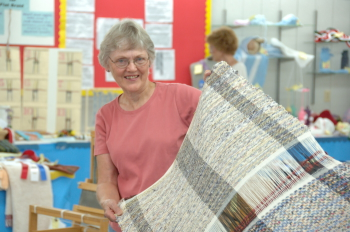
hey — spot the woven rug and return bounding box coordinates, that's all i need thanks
[116,61,350,231]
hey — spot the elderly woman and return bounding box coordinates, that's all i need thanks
[207,26,247,78]
[95,19,203,232]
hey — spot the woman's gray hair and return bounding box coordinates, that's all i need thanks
[98,19,155,69]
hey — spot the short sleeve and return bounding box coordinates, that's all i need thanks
[94,109,109,156]
[175,84,202,127]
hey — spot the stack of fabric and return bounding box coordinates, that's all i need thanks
[1,160,53,232]
[315,28,350,48]
[116,61,349,231]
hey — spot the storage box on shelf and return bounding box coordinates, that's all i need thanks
[0,46,21,129]
[23,47,83,133]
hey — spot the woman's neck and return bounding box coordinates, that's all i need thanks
[119,82,156,111]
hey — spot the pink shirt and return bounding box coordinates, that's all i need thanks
[94,82,201,230]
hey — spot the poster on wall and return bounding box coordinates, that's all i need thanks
[145,0,173,23]
[105,71,115,82]
[96,17,120,50]
[96,18,144,50]
[67,0,95,12]
[66,12,94,39]
[65,39,93,65]
[0,0,54,45]
[145,24,172,48]
[82,66,94,89]
[154,49,175,81]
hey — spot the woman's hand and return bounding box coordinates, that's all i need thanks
[100,198,123,221]
[203,70,211,81]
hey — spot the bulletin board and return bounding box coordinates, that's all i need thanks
[0,0,55,46]
[93,0,206,87]
[0,0,206,88]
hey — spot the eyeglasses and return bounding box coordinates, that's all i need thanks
[109,56,149,69]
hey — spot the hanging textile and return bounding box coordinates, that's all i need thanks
[116,61,350,231]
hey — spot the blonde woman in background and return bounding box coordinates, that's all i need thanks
[207,26,248,78]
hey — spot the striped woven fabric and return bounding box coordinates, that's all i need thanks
[116,61,350,231]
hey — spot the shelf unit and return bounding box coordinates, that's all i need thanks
[311,10,350,104]
[0,46,21,129]
[220,10,302,103]
[212,24,302,29]
[23,47,83,133]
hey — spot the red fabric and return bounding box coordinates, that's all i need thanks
[20,150,40,162]
[20,162,29,179]
[313,110,338,126]
[94,82,201,231]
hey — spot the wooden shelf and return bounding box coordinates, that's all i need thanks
[212,24,303,29]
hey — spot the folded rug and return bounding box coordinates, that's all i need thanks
[116,61,349,231]
[3,161,53,232]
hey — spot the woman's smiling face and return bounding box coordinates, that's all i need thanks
[108,48,150,94]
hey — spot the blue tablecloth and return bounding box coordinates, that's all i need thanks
[0,141,91,232]
[316,136,350,162]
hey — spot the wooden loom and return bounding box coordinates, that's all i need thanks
[29,131,109,231]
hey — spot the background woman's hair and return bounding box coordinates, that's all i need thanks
[206,26,238,55]
[98,19,155,69]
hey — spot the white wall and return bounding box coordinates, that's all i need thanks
[211,0,350,118]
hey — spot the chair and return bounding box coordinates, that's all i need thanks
[28,131,109,231]
[29,205,109,232]
[78,131,102,210]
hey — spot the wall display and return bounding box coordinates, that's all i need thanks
[23,47,49,77]
[57,80,81,105]
[1,0,206,90]
[96,17,120,50]
[0,11,4,35]
[56,107,81,133]
[66,12,94,39]
[82,66,94,89]
[105,71,114,82]
[145,0,173,23]
[66,0,95,12]
[65,39,93,65]
[22,47,82,133]
[60,0,96,95]
[0,0,30,10]
[93,0,205,87]
[96,18,144,50]
[0,46,21,77]
[154,49,175,81]
[145,24,172,48]
[57,51,83,77]
[0,46,21,129]
[0,0,55,45]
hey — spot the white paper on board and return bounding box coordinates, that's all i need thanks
[82,65,94,89]
[130,18,144,28]
[105,71,115,82]
[65,39,94,65]
[0,9,54,45]
[96,18,145,49]
[96,18,120,50]
[67,0,95,12]
[145,0,173,23]
[30,0,54,11]
[145,24,172,48]
[66,12,94,39]
[154,49,175,81]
